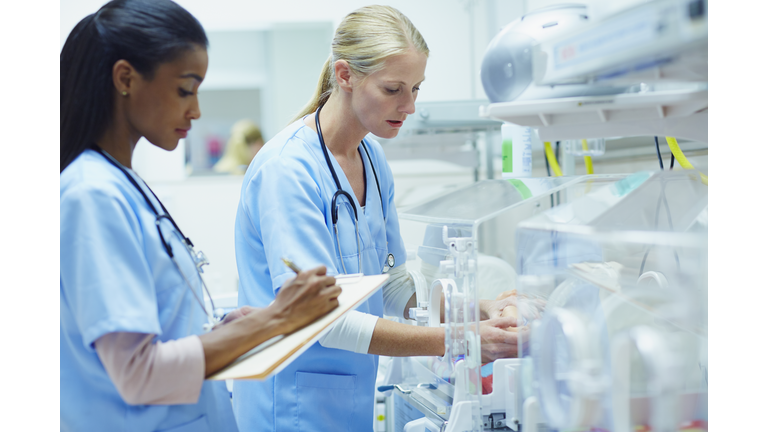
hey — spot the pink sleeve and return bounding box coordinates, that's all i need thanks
[94,332,205,405]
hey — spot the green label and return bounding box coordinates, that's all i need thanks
[502,139,514,173]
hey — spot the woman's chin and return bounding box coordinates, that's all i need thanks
[374,128,401,140]
[149,138,180,152]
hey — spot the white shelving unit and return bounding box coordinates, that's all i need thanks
[480,84,707,142]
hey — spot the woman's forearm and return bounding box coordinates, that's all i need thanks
[367,318,445,357]
[198,306,287,377]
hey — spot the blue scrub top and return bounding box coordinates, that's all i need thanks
[60,150,238,432]
[233,119,406,431]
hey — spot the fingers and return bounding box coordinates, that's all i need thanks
[488,315,518,329]
[321,284,342,298]
[496,295,518,309]
[308,265,328,276]
[494,289,517,301]
[325,296,340,313]
[480,326,527,361]
[481,343,518,362]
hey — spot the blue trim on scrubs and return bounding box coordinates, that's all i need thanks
[60,150,238,432]
[233,120,407,431]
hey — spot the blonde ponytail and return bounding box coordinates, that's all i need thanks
[291,5,429,123]
[292,56,334,122]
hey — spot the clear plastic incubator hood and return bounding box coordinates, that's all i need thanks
[516,170,708,432]
[386,171,707,432]
[385,175,627,432]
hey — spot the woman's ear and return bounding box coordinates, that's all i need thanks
[334,60,354,93]
[112,59,138,96]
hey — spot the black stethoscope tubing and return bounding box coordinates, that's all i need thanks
[90,145,218,329]
[315,103,383,224]
[91,145,194,257]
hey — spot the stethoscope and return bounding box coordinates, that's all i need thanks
[91,146,219,332]
[314,103,396,275]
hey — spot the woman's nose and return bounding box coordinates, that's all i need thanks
[400,93,416,115]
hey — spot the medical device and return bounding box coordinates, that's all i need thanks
[516,171,708,432]
[384,175,627,432]
[480,4,629,104]
[314,103,395,274]
[480,0,708,144]
[92,146,219,332]
[383,171,707,432]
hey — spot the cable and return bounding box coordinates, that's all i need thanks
[544,142,563,176]
[665,137,707,185]
[654,136,664,170]
[670,153,675,170]
[543,144,555,207]
[581,139,594,174]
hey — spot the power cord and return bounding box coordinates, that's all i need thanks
[654,136,664,170]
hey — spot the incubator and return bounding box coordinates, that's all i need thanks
[515,170,708,432]
[383,175,627,431]
[386,171,707,432]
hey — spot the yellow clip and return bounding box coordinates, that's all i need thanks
[581,139,594,174]
[544,142,563,177]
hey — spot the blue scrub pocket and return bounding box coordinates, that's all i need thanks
[296,371,356,432]
[155,414,209,432]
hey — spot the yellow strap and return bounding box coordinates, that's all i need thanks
[581,139,594,174]
[544,142,563,177]
[665,137,708,185]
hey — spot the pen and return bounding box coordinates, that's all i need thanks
[281,257,302,274]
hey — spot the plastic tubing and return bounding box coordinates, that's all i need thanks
[665,137,708,185]
[581,139,594,174]
[544,141,563,176]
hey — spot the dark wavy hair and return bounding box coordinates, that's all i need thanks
[60,0,208,172]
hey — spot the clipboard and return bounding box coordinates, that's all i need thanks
[208,273,390,381]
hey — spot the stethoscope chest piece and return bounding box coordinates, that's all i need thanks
[382,253,395,273]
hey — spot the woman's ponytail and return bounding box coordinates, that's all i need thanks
[291,55,334,123]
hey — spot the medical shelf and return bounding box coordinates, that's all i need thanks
[479,84,707,142]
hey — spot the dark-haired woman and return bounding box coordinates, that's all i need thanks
[60,1,340,430]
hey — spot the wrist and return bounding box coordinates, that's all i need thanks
[264,303,293,337]
[431,326,446,356]
[478,299,491,320]
[246,305,287,340]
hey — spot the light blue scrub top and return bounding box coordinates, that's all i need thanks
[233,119,407,432]
[60,150,238,432]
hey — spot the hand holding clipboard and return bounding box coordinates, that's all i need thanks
[209,261,389,381]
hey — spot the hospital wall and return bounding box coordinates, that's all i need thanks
[61,0,526,140]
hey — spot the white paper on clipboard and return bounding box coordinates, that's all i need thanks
[208,273,389,381]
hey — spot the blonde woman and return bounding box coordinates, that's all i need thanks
[233,6,520,431]
[213,119,264,175]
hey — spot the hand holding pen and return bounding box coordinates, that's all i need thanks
[269,259,341,334]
